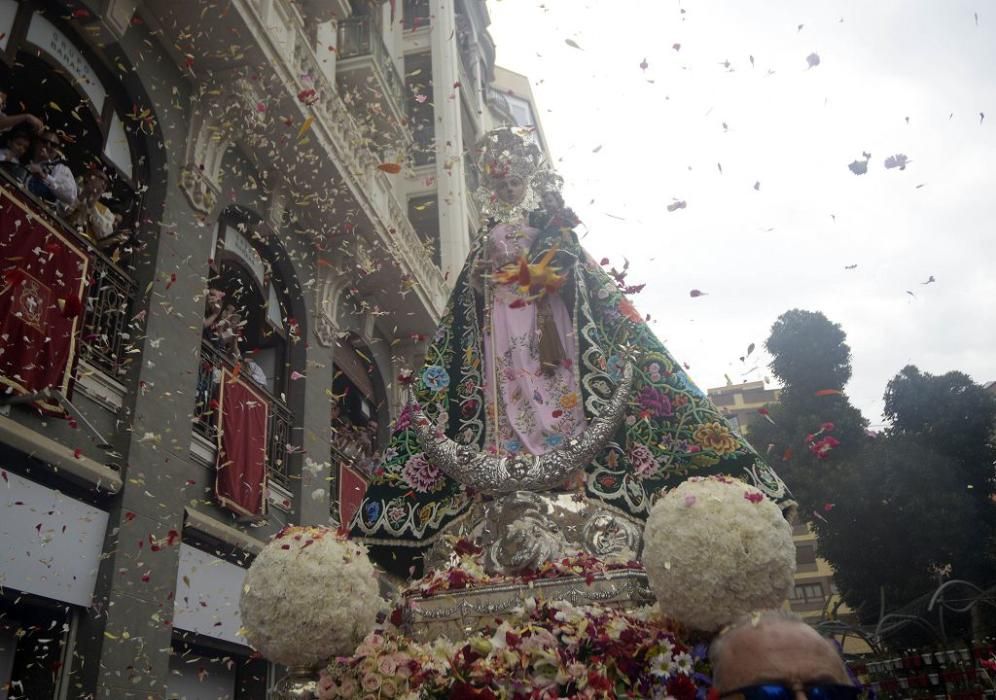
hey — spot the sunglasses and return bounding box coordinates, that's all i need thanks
[719,683,860,700]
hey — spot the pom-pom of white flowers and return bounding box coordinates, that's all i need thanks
[642,476,795,631]
[240,526,383,666]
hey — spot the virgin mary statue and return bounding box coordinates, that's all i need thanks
[350,128,791,576]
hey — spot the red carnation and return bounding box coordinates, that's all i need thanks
[447,568,472,590]
[667,674,698,700]
[587,671,612,692]
[449,682,497,700]
[453,538,482,556]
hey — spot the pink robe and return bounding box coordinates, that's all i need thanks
[482,221,584,455]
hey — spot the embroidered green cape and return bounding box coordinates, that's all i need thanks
[350,214,792,573]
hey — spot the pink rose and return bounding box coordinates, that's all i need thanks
[378,656,398,676]
[361,673,381,692]
[338,677,358,696]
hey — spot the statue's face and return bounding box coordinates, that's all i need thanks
[540,190,563,211]
[495,175,527,205]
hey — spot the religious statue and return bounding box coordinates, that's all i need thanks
[351,127,792,577]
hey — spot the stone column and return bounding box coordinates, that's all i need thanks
[430,0,470,282]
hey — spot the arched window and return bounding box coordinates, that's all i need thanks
[330,333,390,526]
[194,208,296,500]
[331,334,380,470]
[0,1,153,386]
[0,3,138,180]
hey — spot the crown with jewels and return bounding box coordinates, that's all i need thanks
[473,127,544,187]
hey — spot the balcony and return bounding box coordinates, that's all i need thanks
[336,15,408,144]
[0,174,135,411]
[193,341,294,490]
[144,0,448,322]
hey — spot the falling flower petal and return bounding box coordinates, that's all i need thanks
[883,153,911,170]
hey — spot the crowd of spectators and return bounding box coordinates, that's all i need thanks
[331,401,380,475]
[0,91,131,259]
[202,286,272,389]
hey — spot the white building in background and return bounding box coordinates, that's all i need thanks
[0,0,542,696]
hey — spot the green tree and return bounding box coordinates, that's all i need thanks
[883,365,996,495]
[767,309,854,397]
[814,366,996,636]
[814,435,985,624]
[748,310,868,515]
[751,310,996,635]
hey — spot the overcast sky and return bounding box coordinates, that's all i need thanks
[487,0,996,427]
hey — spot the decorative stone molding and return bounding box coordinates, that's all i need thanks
[267,185,290,232]
[103,0,140,39]
[179,91,230,215]
[178,165,219,215]
[315,313,337,348]
[314,266,348,347]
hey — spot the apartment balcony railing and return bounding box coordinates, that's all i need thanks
[0,174,136,386]
[193,340,294,488]
[484,84,514,124]
[336,15,406,120]
[80,255,134,379]
[147,0,448,314]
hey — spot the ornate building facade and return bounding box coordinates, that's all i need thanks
[0,0,535,695]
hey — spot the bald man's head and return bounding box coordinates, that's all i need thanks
[710,611,851,696]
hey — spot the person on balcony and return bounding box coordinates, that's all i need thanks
[25,130,77,209]
[67,167,128,254]
[0,91,44,135]
[0,126,32,165]
[242,351,268,390]
[204,301,244,361]
[203,288,226,331]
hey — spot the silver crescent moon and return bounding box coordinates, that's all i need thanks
[410,362,635,494]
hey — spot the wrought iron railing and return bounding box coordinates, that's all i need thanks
[412,124,436,166]
[80,255,134,378]
[336,15,405,108]
[193,341,293,488]
[484,84,514,124]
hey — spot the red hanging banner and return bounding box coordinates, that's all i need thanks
[0,187,88,414]
[215,368,269,517]
[338,462,368,528]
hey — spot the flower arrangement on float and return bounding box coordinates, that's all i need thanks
[319,597,711,700]
[242,478,796,698]
[642,475,796,631]
[239,526,384,697]
[411,539,643,598]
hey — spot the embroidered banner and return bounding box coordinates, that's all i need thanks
[338,462,368,529]
[215,368,269,517]
[0,186,88,414]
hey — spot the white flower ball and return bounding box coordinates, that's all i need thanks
[240,526,383,666]
[642,476,795,631]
